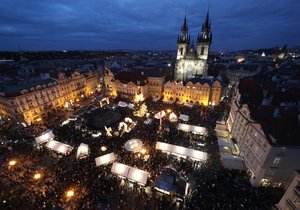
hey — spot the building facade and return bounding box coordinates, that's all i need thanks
[104,68,165,100]
[0,71,99,123]
[174,12,212,82]
[227,81,300,187]
[163,78,221,106]
[276,170,300,210]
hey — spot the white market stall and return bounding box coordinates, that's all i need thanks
[169,112,177,122]
[77,143,89,159]
[45,140,73,155]
[95,152,116,166]
[127,103,134,109]
[179,114,189,122]
[177,123,207,135]
[118,101,127,108]
[35,129,54,145]
[183,102,193,108]
[221,154,246,170]
[111,162,149,186]
[154,110,166,119]
[125,139,143,153]
[156,141,208,162]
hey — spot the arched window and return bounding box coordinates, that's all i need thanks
[201,47,205,55]
[180,47,183,55]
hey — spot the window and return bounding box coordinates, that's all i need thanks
[272,157,281,166]
[201,47,205,55]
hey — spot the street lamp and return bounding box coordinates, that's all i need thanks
[34,173,41,180]
[66,190,74,198]
[9,160,16,166]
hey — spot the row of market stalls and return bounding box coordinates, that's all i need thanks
[111,162,149,186]
[215,121,245,170]
[177,123,207,135]
[156,141,208,162]
[118,101,134,109]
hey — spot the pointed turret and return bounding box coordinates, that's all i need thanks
[197,10,212,44]
[177,15,190,44]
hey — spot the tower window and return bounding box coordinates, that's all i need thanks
[201,47,205,55]
[180,47,183,55]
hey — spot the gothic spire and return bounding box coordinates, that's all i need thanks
[181,14,188,31]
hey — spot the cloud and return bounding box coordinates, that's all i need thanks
[0,0,299,50]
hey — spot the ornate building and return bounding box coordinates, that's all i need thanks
[104,68,165,100]
[163,77,221,106]
[174,12,212,82]
[0,70,99,123]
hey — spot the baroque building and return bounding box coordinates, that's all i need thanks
[0,70,99,123]
[174,12,212,82]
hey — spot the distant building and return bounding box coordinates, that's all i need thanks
[104,68,164,100]
[174,12,212,82]
[164,77,222,106]
[276,170,300,210]
[0,70,99,123]
[227,79,300,187]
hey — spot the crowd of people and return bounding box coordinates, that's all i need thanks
[0,96,284,210]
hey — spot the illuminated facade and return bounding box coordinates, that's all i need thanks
[174,12,212,82]
[163,78,221,106]
[227,83,300,187]
[104,68,164,100]
[0,71,99,123]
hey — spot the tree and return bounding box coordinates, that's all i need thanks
[133,93,148,117]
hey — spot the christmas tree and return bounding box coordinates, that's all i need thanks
[133,93,147,117]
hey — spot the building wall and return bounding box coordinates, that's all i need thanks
[277,171,300,210]
[0,71,99,123]
[227,93,300,187]
[163,80,221,106]
[148,76,165,99]
[174,59,208,82]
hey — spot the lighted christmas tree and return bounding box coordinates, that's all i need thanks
[133,93,147,117]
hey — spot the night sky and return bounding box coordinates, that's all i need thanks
[0,0,299,51]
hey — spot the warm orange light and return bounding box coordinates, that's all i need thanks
[140,148,147,154]
[9,160,16,166]
[66,190,74,198]
[34,173,41,180]
[167,109,172,113]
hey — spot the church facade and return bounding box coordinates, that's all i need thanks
[174,12,212,82]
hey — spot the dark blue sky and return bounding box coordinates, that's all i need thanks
[0,0,299,51]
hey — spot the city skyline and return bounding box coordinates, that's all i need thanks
[0,0,300,51]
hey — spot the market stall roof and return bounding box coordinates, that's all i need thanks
[76,143,89,159]
[127,167,149,186]
[156,141,208,162]
[111,162,149,185]
[95,152,116,166]
[45,140,73,155]
[127,103,134,109]
[221,154,246,170]
[118,101,127,107]
[162,98,175,104]
[179,114,189,122]
[177,123,207,135]
[124,139,143,153]
[35,129,54,145]
[183,102,193,108]
[154,110,166,119]
[169,112,177,122]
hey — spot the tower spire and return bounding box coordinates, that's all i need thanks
[182,14,188,31]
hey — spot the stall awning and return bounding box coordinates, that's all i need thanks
[111,162,149,185]
[77,143,89,159]
[45,140,73,155]
[156,141,208,162]
[95,152,116,166]
[178,123,207,135]
[35,129,54,145]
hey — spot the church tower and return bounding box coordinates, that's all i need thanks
[197,11,212,61]
[176,15,190,60]
[174,11,212,82]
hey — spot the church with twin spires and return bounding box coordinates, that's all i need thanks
[174,12,212,82]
